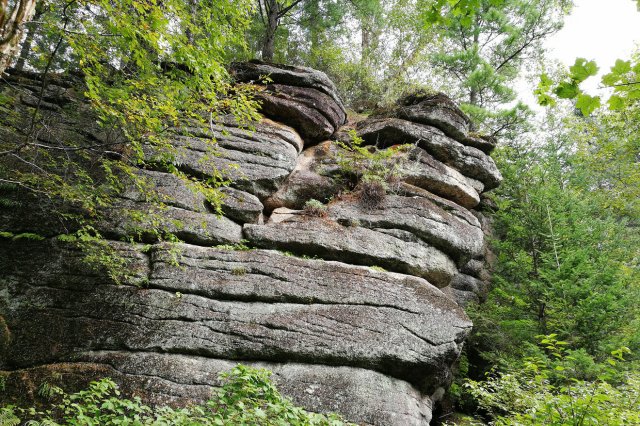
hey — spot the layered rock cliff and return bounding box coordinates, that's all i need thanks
[0,62,501,425]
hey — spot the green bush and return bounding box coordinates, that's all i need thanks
[461,335,640,425]
[2,365,351,426]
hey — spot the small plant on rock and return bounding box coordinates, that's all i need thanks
[303,199,328,217]
[335,130,408,209]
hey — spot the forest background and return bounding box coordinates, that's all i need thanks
[1,0,639,424]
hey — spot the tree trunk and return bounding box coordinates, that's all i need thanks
[261,0,279,62]
[14,6,41,71]
[0,0,38,75]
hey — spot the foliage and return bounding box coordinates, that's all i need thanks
[2,365,351,425]
[0,0,262,278]
[242,0,441,109]
[462,335,640,426]
[426,0,571,137]
[303,199,328,217]
[335,129,408,195]
[536,52,640,116]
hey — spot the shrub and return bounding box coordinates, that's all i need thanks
[3,365,352,425]
[461,335,640,426]
[303,199,328,218]
[334,130,408,208]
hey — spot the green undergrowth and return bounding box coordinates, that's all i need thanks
[449,335,640,426]
[0,365,351,426]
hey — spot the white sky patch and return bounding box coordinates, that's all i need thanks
[518,0,640,107]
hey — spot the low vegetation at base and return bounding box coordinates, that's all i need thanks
[0,365,351,426]
[449,335,640,426]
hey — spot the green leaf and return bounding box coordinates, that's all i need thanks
[611,59,631,75]
[608,94,625,110]
[575,93,601,115]
[570,58,599,83]
[553,81,579,99]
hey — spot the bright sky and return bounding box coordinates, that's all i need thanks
[519,0,640,104]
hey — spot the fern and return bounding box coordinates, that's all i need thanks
[0,407,21,426]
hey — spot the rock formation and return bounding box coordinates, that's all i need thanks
[0,63,501,425]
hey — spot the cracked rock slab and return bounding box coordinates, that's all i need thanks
[1,240,470,395]
[100,199,243,246]
[244,217,457,287]
[145,119,302,200]
[264,141,342,211]
[356,118,502,190]
[230,61,347,144]
[387,92,472,142]
[327,195,483,264]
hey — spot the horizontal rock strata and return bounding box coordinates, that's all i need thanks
[0,64,501,425]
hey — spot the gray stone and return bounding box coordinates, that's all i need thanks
[0,356,433,426]
[450,273,488,303]
[356,118,502,190]
[230,62,347,143]
[256,84,347,143]
[219,187,264,224]
[327,195,483,263]
[100,199,243,246]
[1,240,470,395]
[264,141,341,211]
[244,217,457,287]
[389,92,472,141]
[401,147,483,208]
[145,119,302,200]
[229,60,346,113]
[463,134,497,154]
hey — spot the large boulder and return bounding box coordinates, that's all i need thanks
[230,61,347,143]
[1,239,470,424]
[244,217,457,287]
[145,118,302,200]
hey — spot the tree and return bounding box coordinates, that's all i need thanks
[467,106,640,368]
[426,0,572,137]
[0,0,38,74]
[257,0,306,61]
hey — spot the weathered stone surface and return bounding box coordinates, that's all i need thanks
[256,84,346,143]
[463,134,497,154]
[356,118,502,190]
[327,195,483,264]
[460,259,486,279]
[268,207,300,223]
[121,169,209,213]
[441,285,480,308]
[100,199,243,246]
[450,273,488,304]
[264,141,341,211]
[266,140,482,211]
[0,66,503,425]
[244,217,457,287]
[401,147,483,208]
[386,92,472,141]
[1,240,470,397]
[219,187,264,224]
[1,357,434,426]
[146,119,302,200]
[230,60,345,111]
[230,61,347,143]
